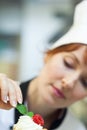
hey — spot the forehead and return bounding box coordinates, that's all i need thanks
[72,46,87,65]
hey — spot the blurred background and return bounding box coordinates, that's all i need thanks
[0,0,87,129]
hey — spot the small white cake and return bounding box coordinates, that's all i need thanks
[13,115,43,130]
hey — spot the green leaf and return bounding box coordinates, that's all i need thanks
[16,104,28,115]
[26,112,34,117]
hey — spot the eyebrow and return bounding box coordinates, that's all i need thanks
[83,47,87,65]
[70,47,87,65]
[70,52,80,64]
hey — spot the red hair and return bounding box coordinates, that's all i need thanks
[45,43,87,63]
[46,43,83,56]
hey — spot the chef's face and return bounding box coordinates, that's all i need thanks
[38,45,87,108]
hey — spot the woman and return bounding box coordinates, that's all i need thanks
[0,1,87,130]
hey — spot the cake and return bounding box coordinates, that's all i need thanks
[13,104,44,130]
[13,114,44,130]
[13,115,44,130]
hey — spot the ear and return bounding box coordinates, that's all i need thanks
[44,54,51,63]
[44,54,49,63]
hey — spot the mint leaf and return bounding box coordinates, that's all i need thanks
[16,104,28,115]
[26,112,34,117]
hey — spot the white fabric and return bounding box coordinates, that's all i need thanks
[0,108,14,130]
[51,0,87,50]
[54,110,86,130]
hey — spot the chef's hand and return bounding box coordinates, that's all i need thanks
[0,73,22,110]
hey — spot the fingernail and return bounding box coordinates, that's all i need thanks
[3,96,7,103]
[12,101,17,107]
[7,96,9,101]
[18,98,22,104]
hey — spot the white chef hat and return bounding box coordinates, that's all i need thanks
[51,0,87,50]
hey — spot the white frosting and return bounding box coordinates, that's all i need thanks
[13,115,43,130]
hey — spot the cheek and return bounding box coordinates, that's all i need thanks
[45,60,65,80]
[72,87,87,100]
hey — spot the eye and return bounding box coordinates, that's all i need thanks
[80,77,87,88]
[64,56,75,69]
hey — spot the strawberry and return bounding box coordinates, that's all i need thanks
[32,114,44,126]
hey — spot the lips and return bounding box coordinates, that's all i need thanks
[52,85,65,99]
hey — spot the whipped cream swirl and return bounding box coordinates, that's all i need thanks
[13,115,43,130]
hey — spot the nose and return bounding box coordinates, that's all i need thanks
[61,71,80,89]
